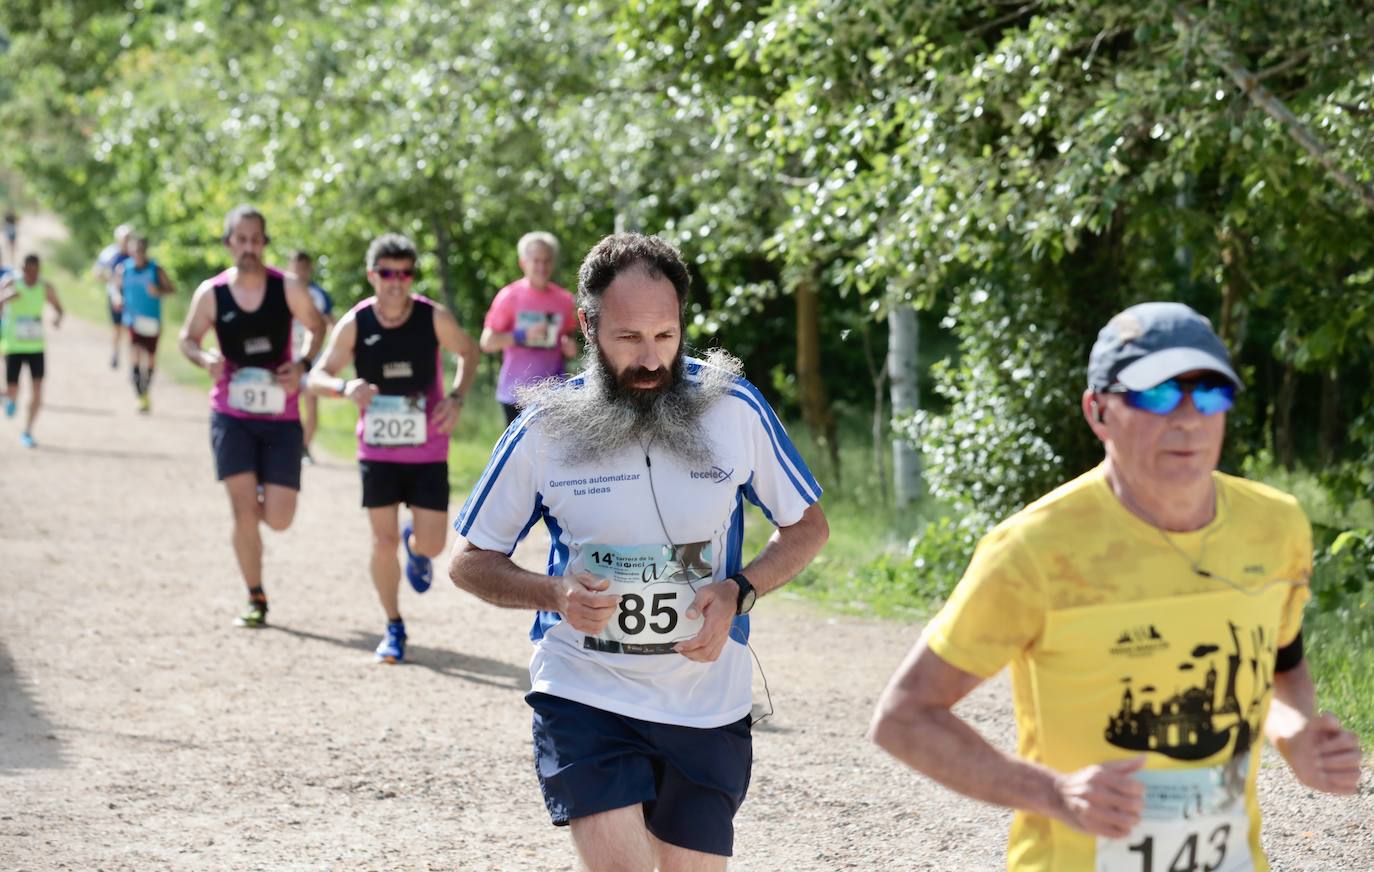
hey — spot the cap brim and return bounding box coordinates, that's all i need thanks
[1116,348,1242,391]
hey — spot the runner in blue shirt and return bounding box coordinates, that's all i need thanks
[114,235,175,413]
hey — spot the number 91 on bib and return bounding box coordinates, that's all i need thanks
[581,543,713,655]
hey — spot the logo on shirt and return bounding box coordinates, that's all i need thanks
[363,334,382,346]
[243,336,272,355]
[1110,624,1169,658]
[383,361,413,380]
[221,311,237,323]
[690,466,733,484]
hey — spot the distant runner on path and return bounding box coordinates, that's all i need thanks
[450,233,829,872]
[308,233,477,663]
[0,253,64,448]
[113,234,175,413]
[480,231,579,424]
[289,249,334,465]
[94,224,134,369]
[870,303,1363,871]
[177,205,325,628]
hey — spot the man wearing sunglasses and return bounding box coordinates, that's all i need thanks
[308,233,478,663]
[871,302,1361,870]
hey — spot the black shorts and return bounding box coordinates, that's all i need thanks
[127,327,161,355]
[107,296,122,326]
[209,411,303,490]
[6,352,45,384]
[528,692,752,857]
[360,460,450,511]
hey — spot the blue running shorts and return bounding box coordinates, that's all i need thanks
[528,691,752,857]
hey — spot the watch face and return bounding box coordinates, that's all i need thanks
[739,587,757,615]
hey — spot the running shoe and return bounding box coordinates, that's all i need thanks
[402,523,433,594]
[4,398,14,418]
[19,431,35,449]
[235,602,268,628]
[110,353,118,370]
[137,394,151,414]
[301,446,315,466]
[374,620,406,664]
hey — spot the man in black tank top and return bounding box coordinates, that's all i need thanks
[177,205,326,628]
[309,233,477,663]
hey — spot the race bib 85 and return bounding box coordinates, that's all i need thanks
[581,542,711,655]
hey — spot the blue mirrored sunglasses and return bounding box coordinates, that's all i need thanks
[1103,376,1235,416]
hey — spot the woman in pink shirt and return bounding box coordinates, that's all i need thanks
[480,231,579,424]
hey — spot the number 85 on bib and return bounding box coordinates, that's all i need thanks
[580,543,711,656]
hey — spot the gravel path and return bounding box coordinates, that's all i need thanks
[0,266,1368,870]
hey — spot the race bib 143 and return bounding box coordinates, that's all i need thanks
[581,542,712,655]
[1096,763,1253,872]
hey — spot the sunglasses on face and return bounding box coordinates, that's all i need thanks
[1104,376,1236,416]
[375,268,415,280]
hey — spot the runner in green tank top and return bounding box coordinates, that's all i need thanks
[0,254,64,448]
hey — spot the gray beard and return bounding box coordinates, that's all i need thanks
[515,346,742,467]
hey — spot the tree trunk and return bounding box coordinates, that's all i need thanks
[1217,227,1247,349]
[1275,363,1297,471]
[888,304,922,506]
[1319,369,1340,465]
[430,213,459,315]
[795,269,839,486]
[858,320,889,504]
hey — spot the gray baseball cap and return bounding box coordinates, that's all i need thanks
[1088,302,1241,391]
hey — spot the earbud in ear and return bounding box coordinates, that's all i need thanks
[1091,400,1105,424]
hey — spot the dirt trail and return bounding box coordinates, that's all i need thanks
[0,267,1369,869]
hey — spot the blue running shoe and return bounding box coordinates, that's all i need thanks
[375,620,406,664]
[402,523,433,594]
[4,399,14,418]
[19,431,35,449]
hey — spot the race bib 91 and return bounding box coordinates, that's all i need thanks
[1096,765,1252,872]
[228,367,286,415]
[13,317,42,342]
[581,542,711,655]
[365,394,426,446]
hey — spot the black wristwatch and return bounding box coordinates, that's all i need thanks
[731,572,757,615]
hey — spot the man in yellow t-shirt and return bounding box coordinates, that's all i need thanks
[869,302,1362,871]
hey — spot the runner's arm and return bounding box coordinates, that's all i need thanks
[0,275,15,307]
[178,281,220,369]
[448,543,565,610]
[869,638,1145,838]
[1265,659,1362,794]
[448,540,620,634]
[479,325,520,352]
[283,273,325,362]
[306,313,357,395]
[434,307,479,403]
[44,281,64,324]
[111,262,126,308]
[155,265,176,298]
[737,503,828,598]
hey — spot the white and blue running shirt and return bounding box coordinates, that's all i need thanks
[455,357,821,728]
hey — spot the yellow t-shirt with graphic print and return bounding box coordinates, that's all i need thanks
[926,464,1311,872]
